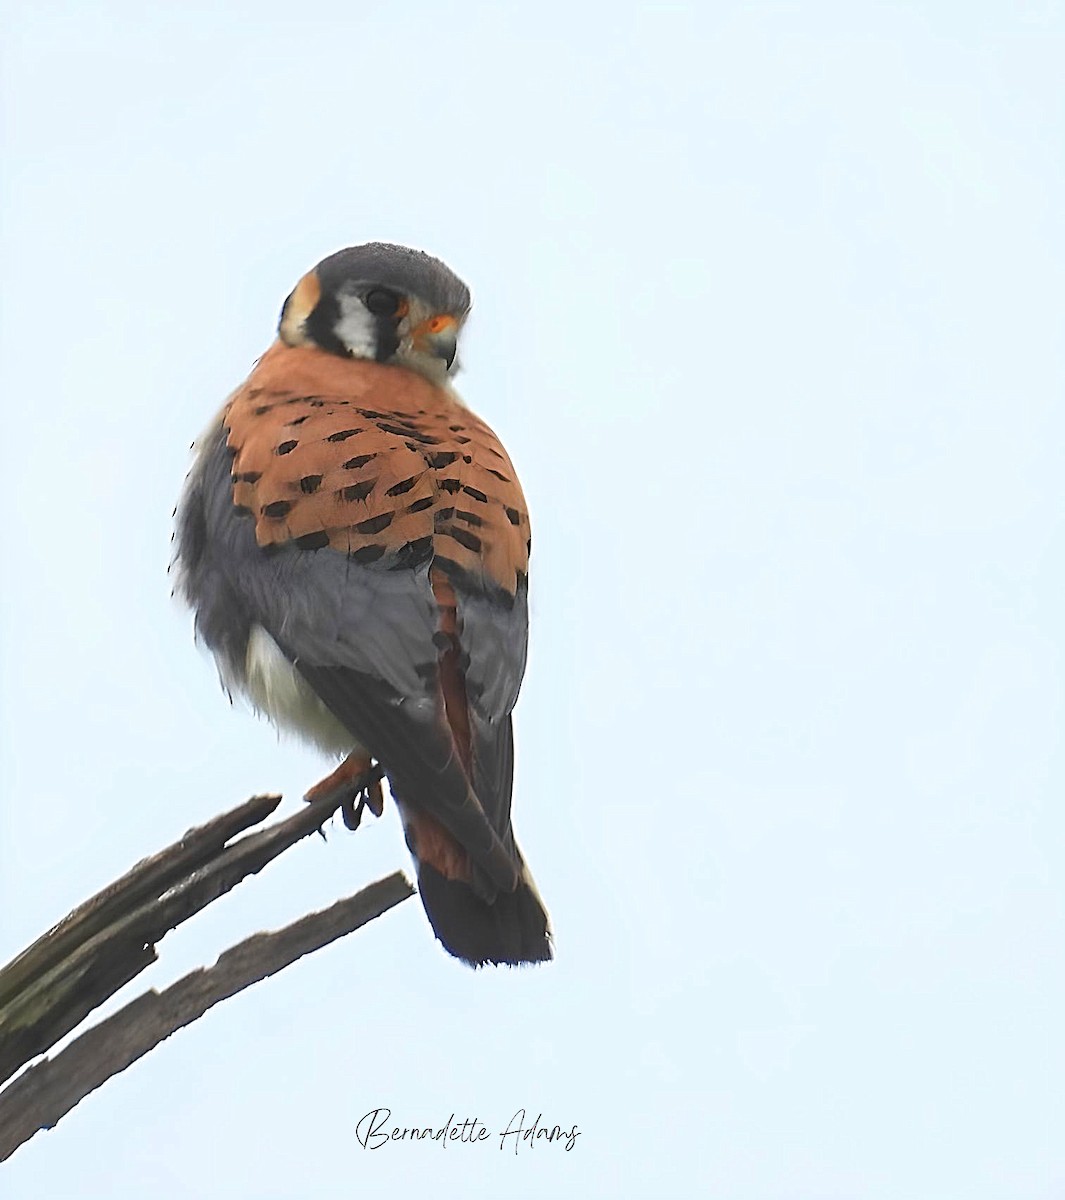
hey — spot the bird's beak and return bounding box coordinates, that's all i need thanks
[411,314,459,369]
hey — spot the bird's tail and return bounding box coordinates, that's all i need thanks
[416,858,553,967]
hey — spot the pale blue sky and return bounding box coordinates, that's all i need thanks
[1,2,1062,1197]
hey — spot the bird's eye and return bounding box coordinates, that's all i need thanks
[364,288,401,317]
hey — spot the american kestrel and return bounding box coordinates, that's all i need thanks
[174,243,552,966]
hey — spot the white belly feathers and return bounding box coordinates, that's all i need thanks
[233,624,362,758]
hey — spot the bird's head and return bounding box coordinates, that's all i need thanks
[278,242,471,385]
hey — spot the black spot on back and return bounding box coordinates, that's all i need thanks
[300,474,323,494]
[343,453,376,469]
[277,440,298,455]
[327,428,363,442]
[262,500,292,519]
[379,422,439,443]
[350,543,386,564]
[356,512,394,535]
[342,480,376,502]
[391,535,434,570]
[295,530,331,551]
[386,476,420,496]
[446,527,482,553]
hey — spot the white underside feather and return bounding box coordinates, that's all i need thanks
[231,624,362,758]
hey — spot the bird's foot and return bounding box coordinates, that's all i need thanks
[304,753,384,832]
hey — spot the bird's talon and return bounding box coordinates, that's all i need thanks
[342,792,366,831]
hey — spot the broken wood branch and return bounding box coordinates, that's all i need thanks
[0,768,412,1160]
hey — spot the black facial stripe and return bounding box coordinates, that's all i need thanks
[303,291,348,357]
[374,314,400,362]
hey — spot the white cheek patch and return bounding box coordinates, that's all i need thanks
[334,293,378,360]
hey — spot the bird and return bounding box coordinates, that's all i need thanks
[173,243,552,967]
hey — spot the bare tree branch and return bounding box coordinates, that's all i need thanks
[0,793,283,1085]
[0,872,413,1161]
[0,768,413,1160]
